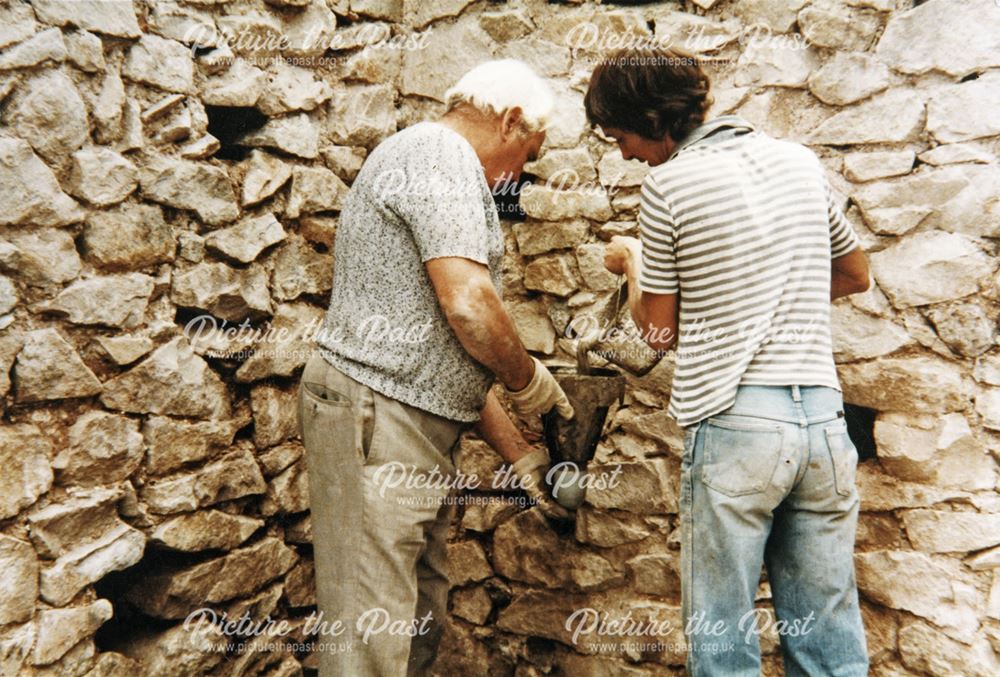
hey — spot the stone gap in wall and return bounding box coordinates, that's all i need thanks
[205,106,270,161]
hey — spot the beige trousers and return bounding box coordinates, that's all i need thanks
[298,352,466,677]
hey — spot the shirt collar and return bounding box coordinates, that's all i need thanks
[668,115,756,160]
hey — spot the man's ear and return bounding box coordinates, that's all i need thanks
[500,107,524,141]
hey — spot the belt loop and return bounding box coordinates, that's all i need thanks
[791,385,802,402]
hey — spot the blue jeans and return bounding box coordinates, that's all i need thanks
[680,385,868,676]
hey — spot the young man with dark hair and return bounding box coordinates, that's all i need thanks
[588,48,871,675]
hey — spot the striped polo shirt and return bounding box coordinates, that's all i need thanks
[638,115,860,428]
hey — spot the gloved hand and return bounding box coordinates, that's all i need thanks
[511,447,572,521]
[504,357,574,420]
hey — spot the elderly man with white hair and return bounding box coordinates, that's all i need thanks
[299,59,573,676]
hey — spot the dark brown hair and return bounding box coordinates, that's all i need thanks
[584,48,712,142]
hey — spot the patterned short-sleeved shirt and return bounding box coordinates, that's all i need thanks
[318,122,504,422]
[638,116,861,428]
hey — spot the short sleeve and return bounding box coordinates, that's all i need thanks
[825,177,861,259]
[637,176,680,295]
[380,128,493,264]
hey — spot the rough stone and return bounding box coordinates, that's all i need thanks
[902,510,1000,554]
[400,21,492,102]
[654,10,740,53]
[919,143,993,167]
[127,537,297,618]
[734,0,809,34]
[525,149,595,185]
[251,383,301,448]
[282,0,337,59]
[513,220,588,257]
[143,414,246,475]
[100,337,232,419]
[523,254,579,298]
[140,444,266,515]
[0,27,67,70]
[855,550,981,643]
[286,166,349,218]
[521,185,613,222]
[171,261,273,320]
[14,328,102,403]
[447,540,493,587]
[450,586,491,625]
[31,0,141,38]
[261,459,310,515]
[798,3,880,51]
[205,213,287,263]
[874,412,995,490]
[875,0,1000,78]
[842,150,914,184]
[3,69,89,165]
[123,34,193,93]
[0,275,16,315]
[626,553,680,599]
[493,510,623,591]
[140,156,239,226]
[838,356,971,414]
[831,304,913,361]
[0,622,34,677]
[508,300,556,355]
[258,64,332,115]
[0,228,81,287]
[926,301,995,357]
[856,464,970,513]
[240,150,292,206]
[0,536,38,625]
[575,507,665,548]
[257,442,302,478]
[326,84,397,147]
[0,140,84,224]
[66,148,138,207]
[735,43,820,88]
[479,9,533,42]
[807,52,891,107]
[870,231,995,307]
[40,522,146,606]
[976,388,1000,432]
[0,2,37,49]
[899,621,1000,677]
[268,236,333,302]
[853,166,1000,238]
[119,620,223,677]
[808,90,924,146]
[33,600,113,666]
[83,203,175,270]
[585,459,676,514]
[927,72,1000,144]
[36,273,154,328]
[545,83,588,148]
[26,487,124,557]
[239,112,321,159]
[198,58,266,107]
[150,510,263,551]
[54,411,144,486]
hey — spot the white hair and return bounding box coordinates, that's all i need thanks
[443,59,555,133]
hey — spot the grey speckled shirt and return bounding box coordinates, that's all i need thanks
[318,122,503,422]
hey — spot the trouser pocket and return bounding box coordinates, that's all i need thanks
[824,423,858,497]
[700,416,784,497]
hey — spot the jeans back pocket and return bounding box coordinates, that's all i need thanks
[701,417,785,497]
[824,425,858,498]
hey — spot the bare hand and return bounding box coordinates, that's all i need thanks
[603,236,642,276]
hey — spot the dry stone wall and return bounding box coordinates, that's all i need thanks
[1,0,999,675]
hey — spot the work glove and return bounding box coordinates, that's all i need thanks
[504,357,574,420]
[511,447,572,521]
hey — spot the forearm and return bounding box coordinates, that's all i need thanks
[442,285,534,390]
[622,250,677,351]
[474,390,533,463]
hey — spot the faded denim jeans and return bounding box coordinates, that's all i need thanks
[680,385,868,676]
[298,352,467,677]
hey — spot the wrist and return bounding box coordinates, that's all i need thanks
[506,354,535,392]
